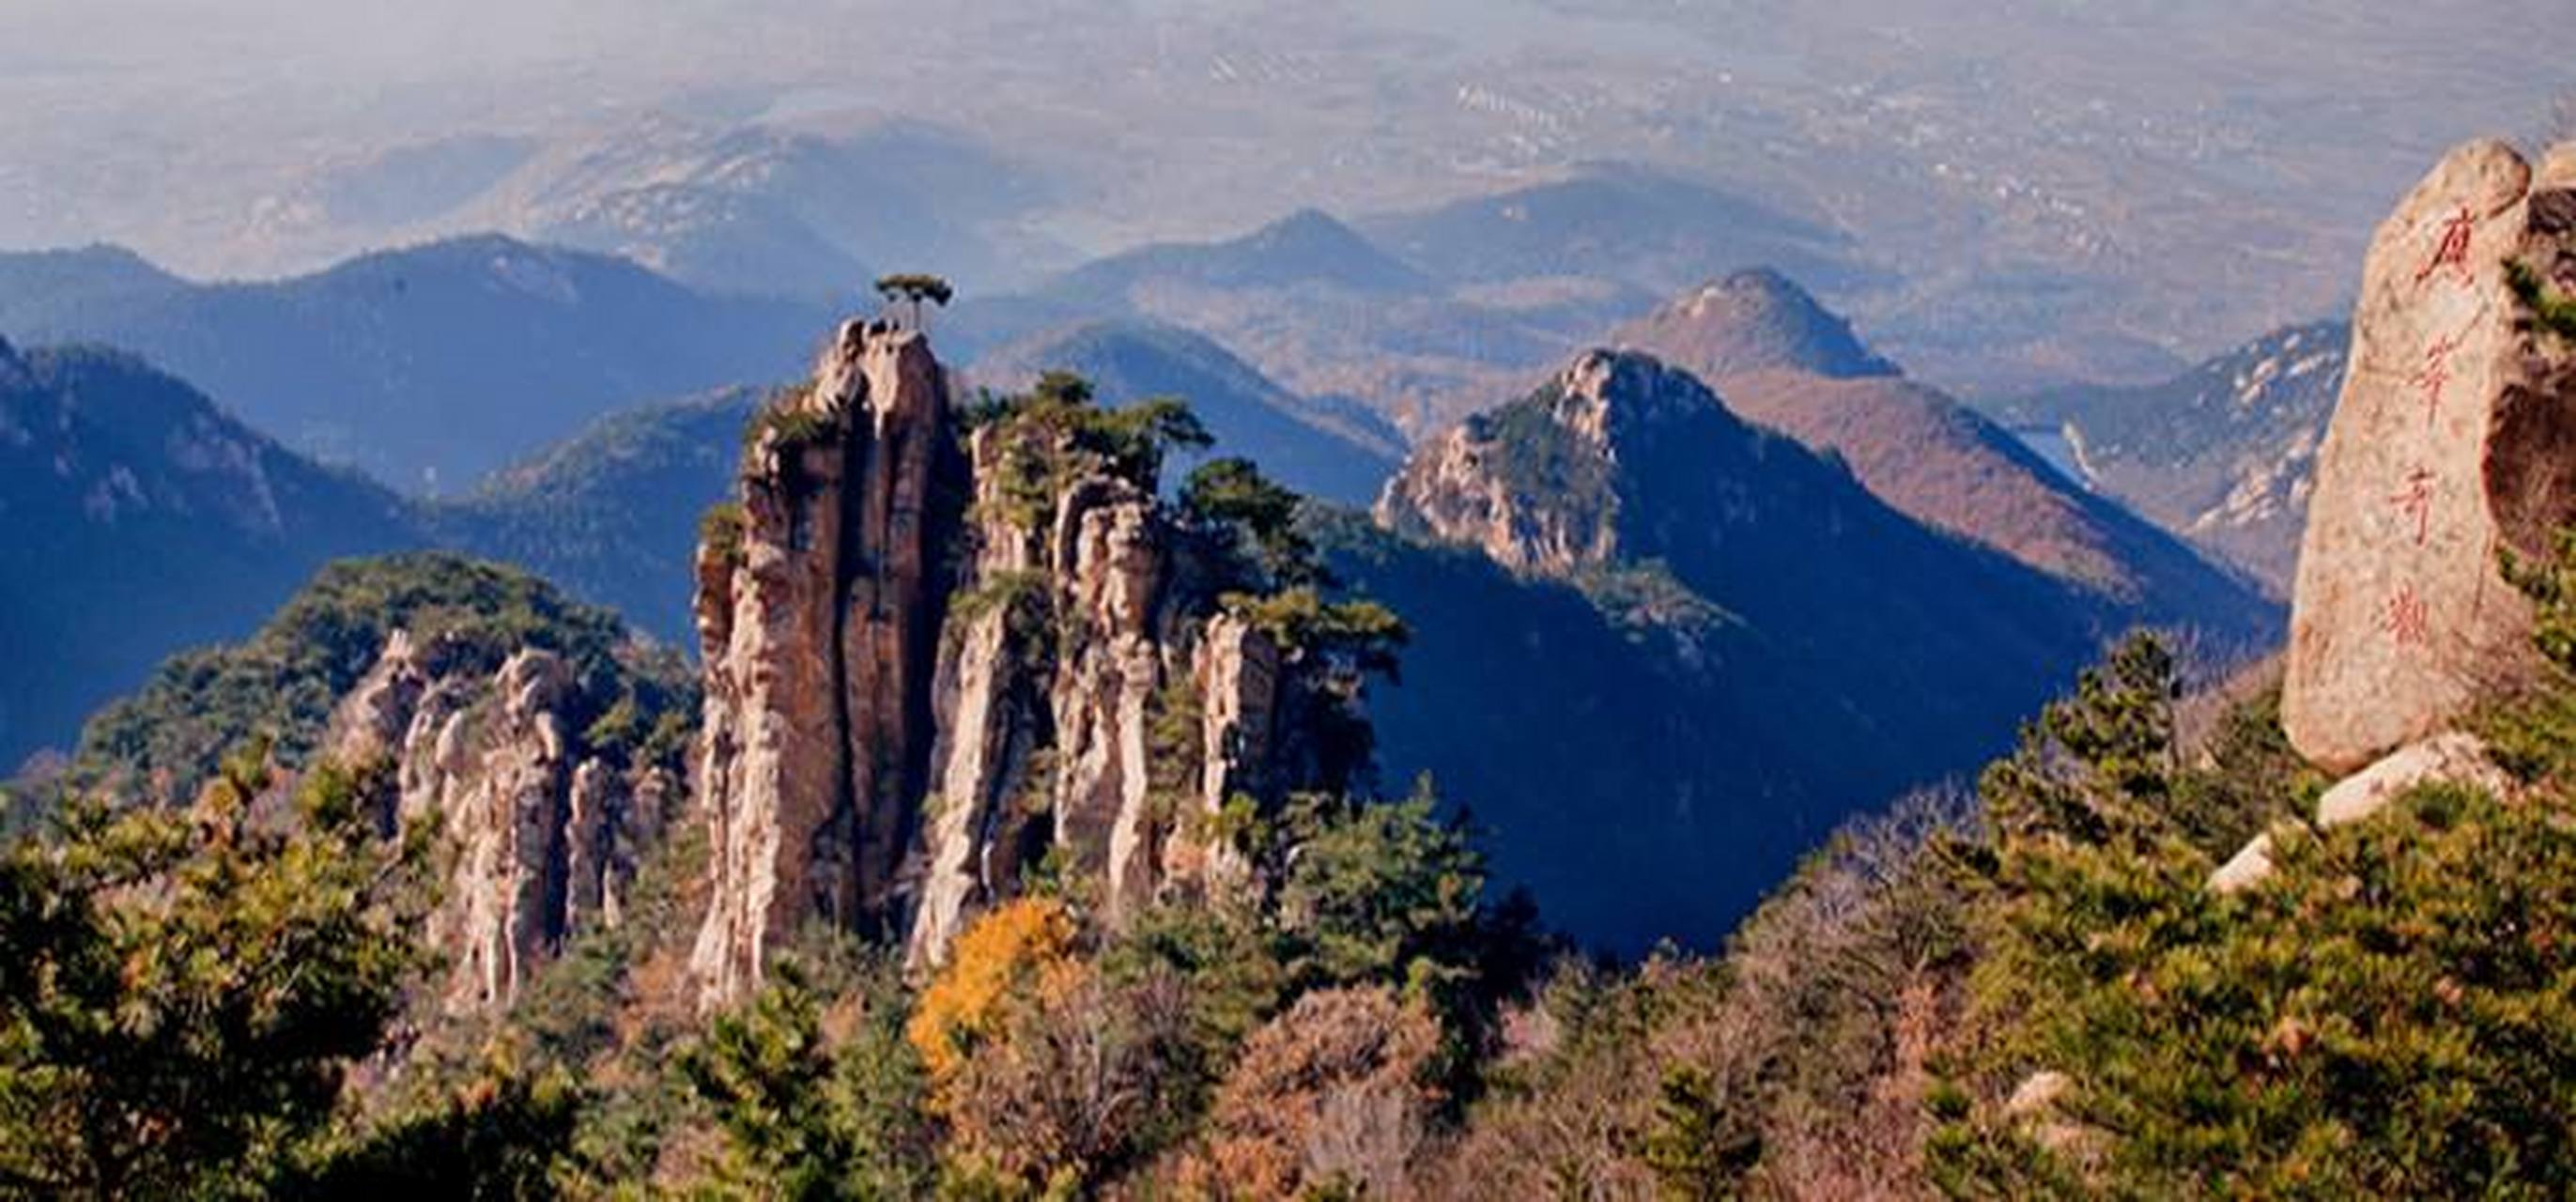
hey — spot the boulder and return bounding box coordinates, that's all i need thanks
[2207,732,2511,895]
[2207,831,2277,895]
[2285,140,2576,772]
[2313,731,2510,828]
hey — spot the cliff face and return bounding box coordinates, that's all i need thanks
[1376,350,1697,576]
[689,321,1350,1003]
[327,629,678,1012]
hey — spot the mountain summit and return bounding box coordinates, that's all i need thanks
[1614,271,2277,641]
[1612,269,1898,380]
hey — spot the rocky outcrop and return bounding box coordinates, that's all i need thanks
[690,319,967,1001]
[690,321,1357,1002]
[1375,350,1712,575]
[325,632,679,1011]
[2285,140,2576,772]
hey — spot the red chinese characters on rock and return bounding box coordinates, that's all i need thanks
[2389,466,2437,546]
[2410,331,2464,428]
[2383,583,2433,649]
[2414,205,2476,288]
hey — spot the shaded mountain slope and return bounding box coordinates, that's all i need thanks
[1614,271,2278,641]
[0,338,423,769]
[1363,348,2134,948]
[1993,320,2349,592]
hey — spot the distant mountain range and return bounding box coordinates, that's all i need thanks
[0,236,832,491]
[1354,162,1877,299]
[0,316,1404,764]
[1992,320,2349,593]
[1369,348,2125,947]
[943,163,1884,440]
[1614,270,2277,640]
[424,387,766,642]
[486,117,1059,299]
[1,285,2286,948]
[0,338,421,770]
[968,318,1404,505]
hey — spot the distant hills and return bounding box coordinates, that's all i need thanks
[969,318,1403,505]
[1613,270,2278,642]
[425,387,765,642]
[1049,208,1437,302]
[0,236,832,491]
[490,117,1057,299]
[1611,269,1897,381]
[953,164,1887,440]
[1368,347,2123,948]
[0,316,1403,762]
[0,338,421,770]
[1,297,2287,950]
[1990,321,2348,593]
[1355,162,1874,299]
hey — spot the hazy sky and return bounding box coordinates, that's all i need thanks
[2,0,2567,364]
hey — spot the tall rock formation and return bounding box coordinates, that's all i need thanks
[326,629,679,1011]
[2285,140,2576,772]
[689,321,1363,1004]
[689,319,967,1000]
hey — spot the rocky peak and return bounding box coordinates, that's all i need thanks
[1612,268,1899,383]
[2285,139,2576,772]
[324,629,679,1012]
[1375,348,1739,576]
[690,316,967,1002]
[688,319,1370,1003]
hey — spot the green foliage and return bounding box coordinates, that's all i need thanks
[950,570,1057,653]
[1084,395,1213,486]
[701,500,748,569]
[684,959,937,1201]
[1095,904,1289,1141]
[747,397,842,456]
[0,750,432,1198]
[1225,587,1408,679]
[972,372,1212,514]
[282,1058,582,1200]
[72,552,686,800]
[1265,781,1535,1041]
[1641,1066,1762,1199]
[1978,633,2191,853]
[2507,258,2576,344]
[1946,779,2576,1197]
[1180,456,1321,591]
[1934,610,2576,1195]
[1576,561,1735,643]
[2502,525,2576,678]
